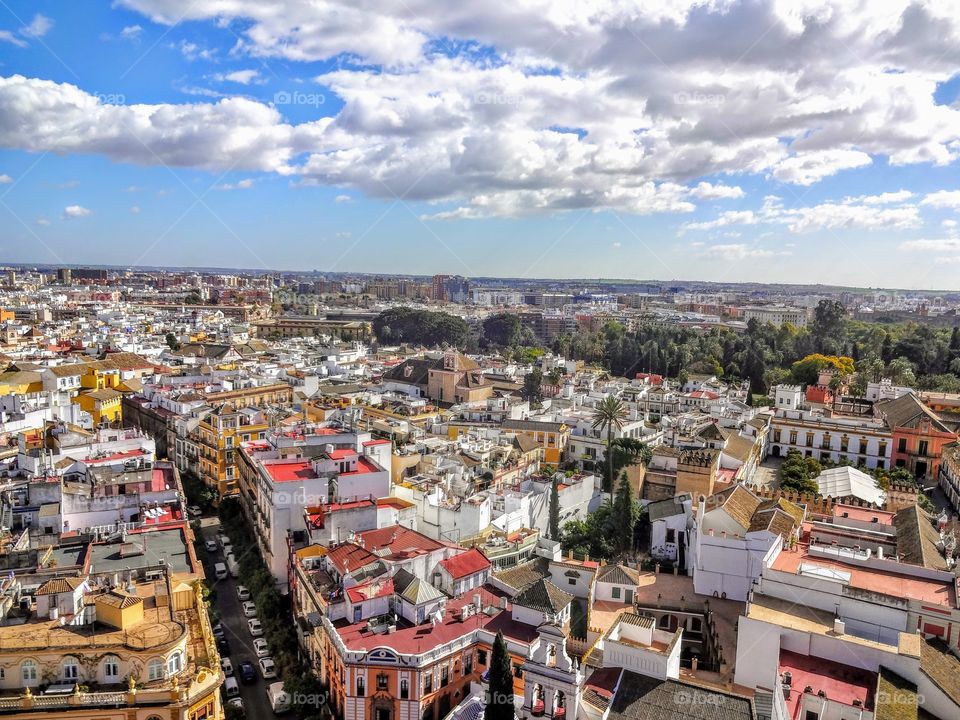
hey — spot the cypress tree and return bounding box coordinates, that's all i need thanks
[548,475,561,540]
[486,631,515,720]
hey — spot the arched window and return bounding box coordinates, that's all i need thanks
[21,660,37,685]
[167,651,183,675]
[102,654,120,682]
[147,658,165,681]
[62,656,80,681]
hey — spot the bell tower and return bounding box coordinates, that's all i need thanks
[521,623,583,720]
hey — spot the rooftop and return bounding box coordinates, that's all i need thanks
[779,649,876,718]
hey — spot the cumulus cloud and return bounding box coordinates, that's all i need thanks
[62,205,91,219]
[21,14,53,39]
[216,70,262,85]
[130,205,141,214]
[36,217,50,226]
[334,194,352,203]
[921,190,960,208]
[1,1,960,218]
[0,174,12,184]
[120,25,143,42]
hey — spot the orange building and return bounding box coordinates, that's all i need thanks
[876,393,957,481]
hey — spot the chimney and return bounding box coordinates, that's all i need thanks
[833,619,845,635]
[474,594,482,611]
[499,596,508,609]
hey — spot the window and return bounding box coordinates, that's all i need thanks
[690,617,703,633]
[859,438,868,455]
[357,676,366,696]
[514,664,523,679]
[806,432,814,447]
[423,673,432,694]
[840,435,849,452]
[821,433,831,450]
[879,442,887,456]
[103,655,120,682]
[168,651,183,675]
[464,652,473,675]
[789,430,798,445]
[666,528,676,543]
[63,656,80,681]
[21,660,37,684]
[148,658,165,681]
[478,650,487,666]
[919,440,929,457]
[400,679,409,699]
[377,674,388,691]
[568,578,576,585]
[877,459,885,470]
[898,438,907,453]
[612,586,621,599]
[441,666,449,687]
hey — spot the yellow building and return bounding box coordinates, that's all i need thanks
[500,419,570,464]
[0,570,223,719]
[195,403,270,499]
[72,387,123,425]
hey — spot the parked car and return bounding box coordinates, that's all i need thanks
[211,620,225,638]
[187,505,203,517]
[213,562,228,580]
[236,585,250,601]
[247,619,263,637]
[242,601,257,618]
[218,534,232,551]
[253,638,270,658]
[216,635,231,655]
[220,657,234,676]
[204,539,218,553]
[223,677,240,697]
[258,657,277,680]
[227,697,245,713]
[238,661,257,684]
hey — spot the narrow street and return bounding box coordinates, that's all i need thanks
[198,517,276,720]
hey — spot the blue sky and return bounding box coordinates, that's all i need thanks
[1,1,960,288]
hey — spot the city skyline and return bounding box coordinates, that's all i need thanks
[1,1,960,287]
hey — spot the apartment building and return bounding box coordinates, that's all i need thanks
[194,403,270,499]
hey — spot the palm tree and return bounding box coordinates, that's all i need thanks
[592,395,628,491]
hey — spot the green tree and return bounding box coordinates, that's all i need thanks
[165,332,180,351]
[548,475,561,540]
[522,368,544,407]
[482,312,522,348]
[486,632,514,720]
[778,450,820,494]
[812,299,846,338]
[611,471,639,556]
[592,395,628,492]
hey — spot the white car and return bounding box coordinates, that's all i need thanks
[253,638,270,658]
[223,677,240,698]
[248,618,263,637]
[242,601,257,618]
[258,657,277,680]
[221,657,234,676]
[236,585,250,601]
[218,534,232,551]
[187,505,203,517]
[204,539,218,553]
[227,697,244,711]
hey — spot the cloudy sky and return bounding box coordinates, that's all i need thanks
[1,1,960,287]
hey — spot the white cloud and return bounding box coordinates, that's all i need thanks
[178,40,216,61]
[943,219,958,230]
[62,205,91,219]
[217,70,261,85]
[921,190,960,209]
[3,1,960,218]
[844,190,914,205]
[688,182,745,200]
[612,241,621,248]
[681,211,756,232]
[120,25,143,42]
[334,194,352,203]
[214,178,255,190]
[21,14,53,39]
[130,205,141,214]
[697,244,780,261]
[899,238,960,252]
[772,150,873,186]
[0,174,12,184]
[0,31,27,48]
[36,217,49,226]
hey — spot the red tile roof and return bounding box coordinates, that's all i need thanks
[328,543,380,575]
[347,578,395,603]
[440,548,491,579]
[356,525,444,558]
